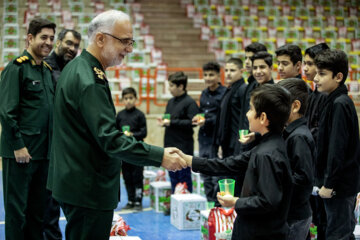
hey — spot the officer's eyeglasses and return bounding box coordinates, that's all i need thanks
[101,32,135,47]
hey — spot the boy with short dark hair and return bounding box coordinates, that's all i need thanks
[159,71,199,194]
[178,84,294,240]
[303,43,329,240]
[239,43,268,133]
[304,43,329,140]
[212,58,247,198]
[116,87,147,211]
[244,42,267,83]
[193,61,226,202]
[314,49,360,240]
[275,44,302,79]
[251,51,275,86]
[213,58,247,158]
[234,51,274,155]
[278,78,315,240]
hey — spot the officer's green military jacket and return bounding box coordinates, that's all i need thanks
[0,50,54,160]
[48,50,164,210]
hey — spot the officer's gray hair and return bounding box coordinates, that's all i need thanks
[88,10,130,43]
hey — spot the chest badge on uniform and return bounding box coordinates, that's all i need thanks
[93,67,105,80]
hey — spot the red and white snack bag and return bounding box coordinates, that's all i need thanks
[207,207,237,240]
[110,215,131,236]
[174,182,190,194]
[155,169,166,181]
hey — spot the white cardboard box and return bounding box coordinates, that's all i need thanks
[150,181,172,213]
[191,171,205,196]
[354,225,360,239]
[170,194,206,230]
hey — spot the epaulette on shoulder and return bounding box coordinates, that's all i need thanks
[14,55,30,65]
[93,67,107,85]
[43,61,53,71]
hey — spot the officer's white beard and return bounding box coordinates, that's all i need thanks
[102,44,122,68]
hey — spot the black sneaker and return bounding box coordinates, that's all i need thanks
[163,208,170,216]
[122,202,134,210]
[133,202,142,211]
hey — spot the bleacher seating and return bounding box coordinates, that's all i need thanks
[183,0,360,77]
[0,0,359,109]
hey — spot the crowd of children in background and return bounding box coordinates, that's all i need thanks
[116,42,360,240]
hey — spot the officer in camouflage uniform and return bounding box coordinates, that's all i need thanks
[47,10,187,240]
[0,18,56,240]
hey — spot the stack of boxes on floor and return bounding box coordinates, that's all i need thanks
[148,169,207,214]
[146,167,237,238]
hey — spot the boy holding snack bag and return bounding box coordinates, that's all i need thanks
[116,87,147,211]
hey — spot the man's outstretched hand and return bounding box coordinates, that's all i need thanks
[168,148,193,167]
[161,147,188,171]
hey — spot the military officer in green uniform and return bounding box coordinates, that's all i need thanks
[0,18,56,240]
[47,10,187,240]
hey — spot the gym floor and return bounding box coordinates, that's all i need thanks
[0,173,201,240]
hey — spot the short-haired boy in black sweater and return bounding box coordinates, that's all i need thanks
[278,78,315,240]
[238,43,268,137]
[176,84,294,240]
[314,49,360,240]
[158,72,199,194]
[116,87,147,211]
[303,42,329,240]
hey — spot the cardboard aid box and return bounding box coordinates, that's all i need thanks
[143,170,157,196]
[150,181,171,213]
[170,194,206,230]
[192,171,205,197]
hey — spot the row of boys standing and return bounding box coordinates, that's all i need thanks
[151,42,360,240]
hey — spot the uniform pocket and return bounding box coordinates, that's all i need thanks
[23,79,44,103]
[25,80,43,92]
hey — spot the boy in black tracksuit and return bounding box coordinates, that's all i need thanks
[193,62,227,202]
[158,71,199,193]
[303,43,330,240]
[212,58,247,198]
[235,51,275,156]
[179,84,294,240]
[278,79,315,240]
[116,87,147,211]
[213,58,247,159]
[314,49,360,240]
[240,43,268,127]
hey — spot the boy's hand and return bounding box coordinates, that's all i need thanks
[170,148,193,167]
[157,118,170,127]
[192,116,205,127]
[217,147,223,159]
[217,192,238,208]
[318,186,334,198]
[157,118,164,126]
[124,131,132,137]
[239,132,255,144]
[161,147,187,171]
[163,119,170,126]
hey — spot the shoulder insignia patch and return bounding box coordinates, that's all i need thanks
[14,55,29,65]
[93,67,107,84]
[43,61,53,71]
